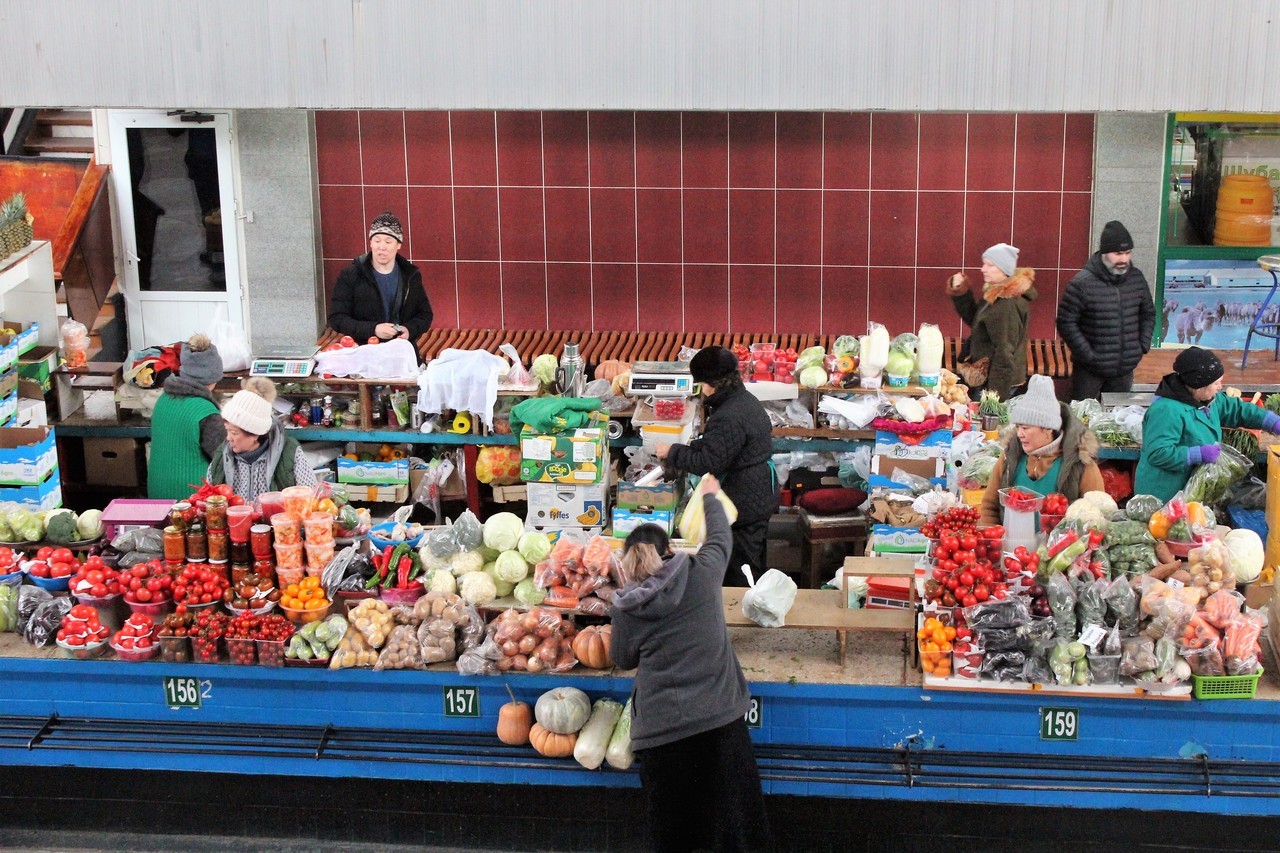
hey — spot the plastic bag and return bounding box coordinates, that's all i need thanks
[416,615,459,663]
[25,595,71,648]
[498,343,536,389]
[1202,588,1245,630]
[978,649,1026,682]
[111,526,165,554]
[956,444,1002,490]
[1104,575,1140,635]
[1046,573,1077,640]
[1069,398,1103,425]
[209,306,252,372]
[1049,640,1090,686]
[17,585,51,639]
[1120,635,1158,676]
[374,625,428,671]
[455,632,503,675]
[740,567,797,628]
[1184,443,1251,506]
[315,337,419,379]
[1231,476,1268,511]
[1076,576,1109,629]
[60,319,90,369]
[0,575,19,632]
[1223,613,1264,675]
[329,625,378,668]
[1181,638,1225,677]
[678,475,739,544]
[962,597,1030,631]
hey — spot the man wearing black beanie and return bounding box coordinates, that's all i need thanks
[1056,220,1156,400]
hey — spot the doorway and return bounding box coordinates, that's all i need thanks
[107,110,246,350]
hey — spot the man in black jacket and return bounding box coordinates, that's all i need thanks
[656,347,778,586]
[327,212,433,343]
[1056,220,1156,401]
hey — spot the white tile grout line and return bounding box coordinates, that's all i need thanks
[865,113,873,331]
[585,113,595,332]
[818,114,826,336]
[679,112,686,333]
[540,111,550,329]
[1010,114,1019,240]
[399,111,410,261]
[913,114,921,329]
[1058,113,1069,285]
[725,115,732,331]
[492,112,504,327]
[447,112,460,328]
[356,112,366,261]
[633,112,640,333]
[772,112,778,335]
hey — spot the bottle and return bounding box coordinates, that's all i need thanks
[185,520,209,562]
[322,395,334,427]
[370,387,384,427]
[310,398,324,424]
[558,341,586,397]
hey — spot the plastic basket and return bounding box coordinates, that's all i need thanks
[1192,668,1263,700]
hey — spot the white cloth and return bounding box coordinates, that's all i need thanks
[314,338,420,379]
[416,348,509,428]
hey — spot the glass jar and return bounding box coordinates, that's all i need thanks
[250,524,273,558]
[185,521,208,562]
[163,526,186,563]
[204,495,228,532]
[207,530,229,563]
[230,540,252,565]
[252,557,276,586]
[169,502,191,532]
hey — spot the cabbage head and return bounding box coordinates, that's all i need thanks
[484,563,514,598]
[483,512,523,552]
[514,578,546,606]
[532,354,559,386]
[798,366,827,389]
[495,550,530,583]
[832,335,859,357]
[518,531,551,564]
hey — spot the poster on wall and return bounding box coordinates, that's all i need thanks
[1162,259,1276,349]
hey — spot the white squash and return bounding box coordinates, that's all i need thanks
[534,687,592,734]
[605,699,634,770]
[573,698,624,770]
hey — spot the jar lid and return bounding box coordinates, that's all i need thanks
[250,524,271,534]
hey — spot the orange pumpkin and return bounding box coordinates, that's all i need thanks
[571,624,612,669]
[594,360,632,381]
[497,700,533,745]
[529,722,577,758]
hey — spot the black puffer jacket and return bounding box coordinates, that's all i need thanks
[666,385,777,525]
[327,253,433,343]
[1056,254,1155,378]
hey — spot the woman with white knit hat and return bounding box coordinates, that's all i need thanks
[978,375,1105,526]
[207,377,316,502]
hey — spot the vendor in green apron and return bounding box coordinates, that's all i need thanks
[979,375,1106,526]
[1135,347,1280,502]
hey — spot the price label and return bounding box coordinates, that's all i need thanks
[1166,577,1185,589]
[1078,624,1107,652]
[443,686,480,718]
[163,676,203,709]
[1039,706,1078,740]
[744,696,763,729]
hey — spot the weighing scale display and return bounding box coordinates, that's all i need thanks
[249,347,319,378]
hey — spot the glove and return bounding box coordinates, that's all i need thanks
[945,273,969,295]
[1187,444,1221,466]
[1264,412,1280,434]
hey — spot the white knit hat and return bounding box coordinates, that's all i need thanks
[1010,375,1062,431]
[983,243,1019,277]
[221,378,277,436]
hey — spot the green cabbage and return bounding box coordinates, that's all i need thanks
[891,333,918,358]
[483,512,524,552]
[484,563,514,598]
[514,578,546,606]
[532,354,559,386]
[796,346,826,371]
[518,531,552,564]
[495,550,530,583]
[832,335,859,357]
[77,509,104,541]
[798,365,827,388]
[885,349,914,377]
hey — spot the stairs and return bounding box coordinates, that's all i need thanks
[22,110,94,158]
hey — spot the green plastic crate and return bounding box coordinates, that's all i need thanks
[1192,667,1263,700]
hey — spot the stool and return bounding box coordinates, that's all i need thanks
[796,507,868,590]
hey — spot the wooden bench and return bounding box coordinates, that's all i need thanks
[720,555,916,671]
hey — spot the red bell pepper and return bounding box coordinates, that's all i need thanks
[1047,528,1079,558]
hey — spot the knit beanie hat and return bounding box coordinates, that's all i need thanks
[369,211,403,244]
[1010,375,1063,431]
[1173,346,1225,389]
[983,243,1019,277]
[689,346,740,384]
[179,333,223,386]
[1099,220,1133,254]
[220,377,278,436]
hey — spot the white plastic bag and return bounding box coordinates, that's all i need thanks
[678,474,738,544]
[209,307,251,372]
[315,338,420,379]
[740,566,798,627]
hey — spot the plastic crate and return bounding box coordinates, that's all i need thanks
[1192,667,1263,700]
[1226,505,1268,542]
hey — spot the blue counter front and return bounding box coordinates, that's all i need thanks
[2,656,1278,817]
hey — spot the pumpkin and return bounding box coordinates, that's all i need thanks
[497,700,533,745]
[594,360,632,382]
[534,686,592,734]
[530,722,577,758]
[571,624,612,669]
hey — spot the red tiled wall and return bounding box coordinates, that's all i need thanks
[316,111,1094,340]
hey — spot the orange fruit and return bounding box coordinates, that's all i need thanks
[305,598,327,611]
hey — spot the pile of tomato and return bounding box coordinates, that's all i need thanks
[172,563,230,606]
[57,604,109,647]
[26,546,80,579]
[122,560,173,606]
[69,555,123,598]
[919,506,981,539]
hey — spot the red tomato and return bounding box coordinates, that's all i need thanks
[36,547,53,562]
[940,535,959,553]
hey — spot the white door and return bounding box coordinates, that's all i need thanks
[107,110,246,350]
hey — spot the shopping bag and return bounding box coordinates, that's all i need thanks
[677,474,738,544]
[209,306,251,372]
[740,567,798,628]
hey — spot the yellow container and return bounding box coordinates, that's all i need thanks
[1216,173,1272,213]
[962,487,986,508]
[1214,210,1271,246]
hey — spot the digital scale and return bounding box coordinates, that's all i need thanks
[249,346,319,378]
[627,361,696,397]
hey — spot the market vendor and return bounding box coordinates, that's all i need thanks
[208,377,316,502]
[611,477,773,853]
[1135,347,1280,502]
[326,211,433,344]
[945,242,1037,399]
[147,332,224,500]
[655,346,778,586]
[980,374,1105,526]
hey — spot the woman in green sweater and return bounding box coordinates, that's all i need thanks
[147,333,224,499]
[1135,347,1280,501]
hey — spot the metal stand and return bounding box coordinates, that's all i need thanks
[1242,255,1280,369]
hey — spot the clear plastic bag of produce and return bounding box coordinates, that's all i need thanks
[1104,575,1140,636]
[1049,640,1091,686]
[1184,443,1251,505]
[416,615,460,664]
[321,545,363,598]
[1103,519,1155,548]
[1076,576,1109,629]
[348,598,396,649]
[111,526,165,554]
[1046,573,1077,640]
[328,624,378,669]
[1201,588,1245,630]
[962,597,1030,631]
[1222,613,1264,675]
[1020,652,1053,685]
[577,595,610,617]
[1231,476,1268,511]
[1124,494,1163,522]
[374,624,427,671]
[1089,413,1138,447]
[1180,637,1225,677]
[456,632,503,676]
[1119,635,1158,676]
[1143,593,1197,643]
[956,444,1002,490]
[17,585,51,639]
[424,523,463,559]
[452,510,484,552]
[24,595,71,648]
[1187,539,1236,598]
[0,575,19,633]
[1088,651,1121,685]
[978,649,1026,682]
[1069,397,1103,425]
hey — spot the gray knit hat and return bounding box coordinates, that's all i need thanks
[983,243,1019,278]
[1010,375,1062,431]
[369,211,403,244]
[179,333,223,386]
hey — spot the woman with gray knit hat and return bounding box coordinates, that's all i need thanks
[147,333,226,499]
[946,242,1037,400]
[207,377,316,502]
[327,211,433,344]
[1136,346,1280,502]
[978,375,1105,526]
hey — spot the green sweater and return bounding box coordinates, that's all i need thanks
[148,392,221,499]
[1135,391,1268,502]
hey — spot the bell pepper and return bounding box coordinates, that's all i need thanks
[1047,538,1089,575]
[1047,527,1080,558]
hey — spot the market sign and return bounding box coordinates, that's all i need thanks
[162,676,204,709]
[443,685,480,718]
[1039,706,1078,740]
[744,696,763,729]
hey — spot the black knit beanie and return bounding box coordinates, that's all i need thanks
[1099,220,1133,254]
[1173,346,1224,389]
[689,346,740,384]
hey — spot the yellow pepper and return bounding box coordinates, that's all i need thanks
[1148,511,1171,540]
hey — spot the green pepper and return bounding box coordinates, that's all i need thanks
[1047,537,1089,574]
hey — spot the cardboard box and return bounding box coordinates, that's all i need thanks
[338,456,410,485]
[0,391,15,427]
[0,368,16,401]
[346,483,409,503]
[17,346,57,392]
[612,507,675,536]
[491,484,528,503]
[526,482,609,529]
[0,320,39,357]
[868,455,947,492]
[524,525,605,545]
[869,524,929,554]
[0,338,18,374]
[616,479,683,511]
[1243,581,1273,611]
[519,413,608,485]
[874,428,952,459]
[0,426,57,486]
[866,496,925,528]
[84,437,143,487]
[14,396,46,429]
[0,470,61,510]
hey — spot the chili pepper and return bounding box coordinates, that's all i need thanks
[406,551,422,582]
[1047,528,1079,558]
[364,573,382,590]
[396,555,412,588]
[378,544,395,578]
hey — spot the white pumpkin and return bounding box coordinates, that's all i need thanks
[534,687,592,735]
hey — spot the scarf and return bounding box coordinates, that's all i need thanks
[221,423,287,501]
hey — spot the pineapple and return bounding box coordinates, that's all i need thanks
[10,193,31,249]
[0,194,16,257]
